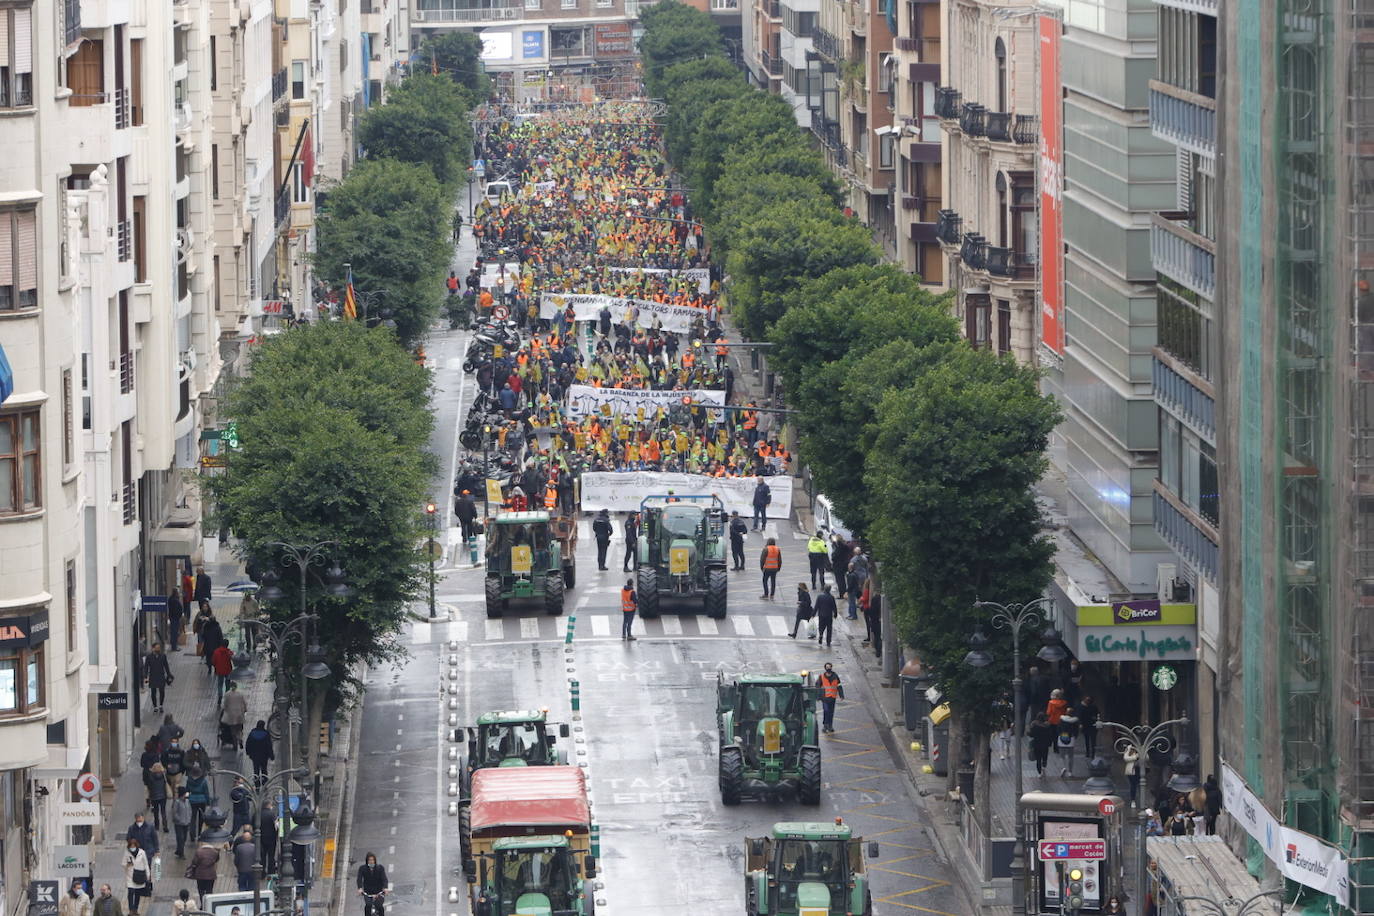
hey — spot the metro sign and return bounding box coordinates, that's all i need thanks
[1037,839,1107,861]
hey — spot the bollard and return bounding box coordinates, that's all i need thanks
[468,535,479,567]
[570,679,581,713]
[565,617,576,645]
[590,824,601,860]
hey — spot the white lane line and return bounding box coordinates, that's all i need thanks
[450,621,469,643]
[660,616,683,636]
[590,615,611,636]
[485,619,505,640]
[437,593,486,602]
[767,616,790,636]
[697,617,719,635]
[411,622,431,645]
[519,617,541,639]
[733,617,755,636]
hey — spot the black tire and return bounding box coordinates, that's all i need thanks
[459,430,482,450]
[706,568,728,619]
[799,746,822,805]
[720,745,744,806]
[459,804,472,867]
[484,576,504,618]
[636,567,660,619]
[462,360,475,373]
[563,560,576,590]
[545,574,565,616]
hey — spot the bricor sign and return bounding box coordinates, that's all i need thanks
[0,610,48,648]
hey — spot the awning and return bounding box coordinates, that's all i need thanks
[0,342,12,404]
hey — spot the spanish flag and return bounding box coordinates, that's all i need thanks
[343,268,358,320]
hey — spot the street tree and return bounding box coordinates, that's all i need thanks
[418,31,490,103]
[688,93,800,216]
[357,73,473,185]
[659,58,752,163]
[639,1,724,95]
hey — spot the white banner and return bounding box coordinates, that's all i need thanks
[609,266,711,294]
[540,293,707,333]
[1220,763,1349,905]
[580,471,793,519]
[565,385,724,420]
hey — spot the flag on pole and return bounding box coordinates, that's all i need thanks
[344,268,358,320]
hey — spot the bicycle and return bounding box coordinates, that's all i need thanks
[360,891,386,916]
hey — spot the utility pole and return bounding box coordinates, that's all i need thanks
[426,501,438,618]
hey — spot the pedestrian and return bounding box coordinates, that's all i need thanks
[92,885,122,916]
[171,890,193,916]
[139,738,161,776]
[161,735,185,795]
[860,582,880,648]
[1063,659,1084,706]
[230,777,253,835]
[813,584,837,648]
[1076,695,1100,758]
[127,812,159,857]
[846,552,868,620]
[728,511,747,571]
[806,532,829,590]
[156,714,184,758]
[620,579,637,641]
[171,787,192,858]
[122,838,150,916]
[592,509,613,571]
[194,606,219,665]
[1028,712,1055,776]
[1202,774,1222,835]
[211,640,234,702]
[167,588,185,651]
[245,720,274,781]
[356,853,389,915]
[1168,810,1193,836]
[830,536,851,598]
[144,763,169,832]
[751,477,771,530]
[1123,745,1141,806]
[454,490,478,542]
[1024,666,1051,731]
[232,827,257,892]
[759,537,781,599]
[258,803,279,874]
[60,880,92,916]
[1045,688,1069,724]
[622,512,639,573]
[181,568,195,609]
[188,840,221,908]
[238,591,260,653]
[1103,895,1126,915]
[220,681,248,748]
[788,583,812,638]
[817,662,843,733]
[184,738,210,780]
[194,565,212,605]
[185,765,210,837]
[143,643,173,712]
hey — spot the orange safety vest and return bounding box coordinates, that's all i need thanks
[715,338,728,357]
[743,411,757,430]
[544,486,557,509]
[819,672,841,700]
[621,587,636,614]
[762,544,781,570]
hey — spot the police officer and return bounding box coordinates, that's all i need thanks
[818,663,843,734]
[728,510,748,571]
[806,532,829,590]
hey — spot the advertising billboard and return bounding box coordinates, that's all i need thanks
[1038,14,1064,355]
[522,30,545,60]
[593,22,633,58]
[480,31,513,61]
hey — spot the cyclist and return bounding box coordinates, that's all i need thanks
[356,853,388,916]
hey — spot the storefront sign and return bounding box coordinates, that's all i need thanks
[57,803,101,825]
[1078,626,1195,661]
[96,692,129,710]
[593,22,633,57]
[28,881,58,916]
[1150,665,1178,690]
[52,845,91,878]
[1113,599,1161,624]
[522,30,545,60]
[0,610,48,648]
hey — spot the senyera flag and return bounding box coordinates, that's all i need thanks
[344,268,358,320]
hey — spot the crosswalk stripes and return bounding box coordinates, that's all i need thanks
[485,619,504,640]
[697,618,719,636]
[414,613,797,644]
[590,615,611,636]
[733,617,755,636]
[451,621,469,643]
[519,618,541,638]
[766,616,790,636]
[660,616,682,635]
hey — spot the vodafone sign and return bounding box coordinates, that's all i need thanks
[75,772,100,799]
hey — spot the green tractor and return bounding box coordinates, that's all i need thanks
[634,494,728,619]
[468,835,597,916]
[485,511,567,618]
[717,673,822,806]
[745,822,878,916]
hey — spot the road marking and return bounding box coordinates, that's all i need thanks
[322,837,336,878]
[698,618,718,635]
[485,619,504,640]
[519,618,540,639]
[733,617,754,636]
[450,621,469,643]
[437,593,486,602]
[659,616,682,635]
[767,616,790,636]
[590,615,611,636]
[396,728,403,736]
[411,622,431,645]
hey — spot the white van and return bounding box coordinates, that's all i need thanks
[484,179,513,206]
[813,493,854,541]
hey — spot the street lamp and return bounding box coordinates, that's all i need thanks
[1174,890,1283,915]
[198,807,232,845]
[1095,713,1190,911]
[425,502,439,618]
[966,596,1057,916]
[205,765,313,916]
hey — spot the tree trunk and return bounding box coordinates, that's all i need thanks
[974,728,992,880]
[947,714,962,795]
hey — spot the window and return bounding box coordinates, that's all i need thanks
[65,560,77,647]
[291,60,305,99]
[1157,276,1215,380]
[61,369,72,468]
[560,0,576,9]
[0,410,40,513]
[997,299,1011,355]
[292,161,309,203]
[0,645,44,713]
[0,208,38,311]
[1159,413,1181,494]
[879,131,894,169]
[209,36,217,91]
[965,295,991,349]
[211,144,220,200]
[0,6,34,109]
[994,37,1006,112]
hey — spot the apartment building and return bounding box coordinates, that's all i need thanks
[933,0,1039,357]
[361,0,407,105]
[888,0,941,284]
[409,0,644,102]
[774,0,816,128]
[318,0,362,183]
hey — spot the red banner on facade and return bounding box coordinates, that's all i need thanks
[1038,15,1064,355]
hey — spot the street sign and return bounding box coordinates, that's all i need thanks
[1097,797,1118,817]
[53,846,91,878]
[97,692,128,710]
[140,595,167,615]
[1037,839,1107,861]
[57,802,101,825]
[28,881,58,916]
[471,159,486,177]
[74,772,100,799]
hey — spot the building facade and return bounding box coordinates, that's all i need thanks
[889,0,941,283]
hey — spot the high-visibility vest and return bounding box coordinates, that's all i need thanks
[808,537,828,555]
[763,545,781,570]
[743,411,758,430]
[715,338,728,356]
[820,673,841,699]
[621,587,636,614]
[544,487,557,509]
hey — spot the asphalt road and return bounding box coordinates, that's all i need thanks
[341,256,972,914]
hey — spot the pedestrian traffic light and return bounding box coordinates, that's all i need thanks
[1065,867,1085,913]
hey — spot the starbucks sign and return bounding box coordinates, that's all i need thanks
[1077,625,1196,661]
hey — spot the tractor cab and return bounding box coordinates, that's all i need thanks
[717,674,822,806]
[464,710,570,772]
[484,512,566,618]
[487,513,553,576]
[473,835,595,916]
[745,822,878,916]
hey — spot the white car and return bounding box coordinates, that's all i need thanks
[813,493,854,542]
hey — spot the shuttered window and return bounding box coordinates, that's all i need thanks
[0,6,33,108]
[0,209,37,311]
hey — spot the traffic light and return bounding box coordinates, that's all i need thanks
[1064,867,1085,914]
[426,502,437,515]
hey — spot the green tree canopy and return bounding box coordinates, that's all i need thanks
[639,1,725,95]
[688,93,801,216]
[357,73,473,185]
[659,58,751,161]
[418,31,490,103]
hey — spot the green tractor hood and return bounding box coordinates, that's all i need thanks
[512,892,552,916]
[796,881,833,913]
[498,757,529,767]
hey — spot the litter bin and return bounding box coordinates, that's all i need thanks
[900,659,934,732]
[927,702,951,777]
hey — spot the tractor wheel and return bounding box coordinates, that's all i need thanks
[484,576,504,619]
[563,560,576,590]
[459,803,472,864]
[545,574,565,616]
[719,745,744,806]
[863,890,873,916]
[799,746,822,805]
[637,567,660,619]
[706,568,728,619]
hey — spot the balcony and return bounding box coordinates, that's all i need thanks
[272,68,288,104]
[958,102,985,137]
[1151,210,1215,300]
[1149,80,1216,159]
[984,111,1011,142]
[410,0,519,21]
[761,49,783,78]
[1154,353,1216,442]
[1153,487,1218,581]
[1012,114,1039,145]
[933,87,960,120]
[275,186,291,228]
[812,27,840,61]
[935,209,961,245]
[985,245,1035,280]
[114,86,130,129]
[894,36,939,61]
[960,233,988,270]
[765,0,779,18]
